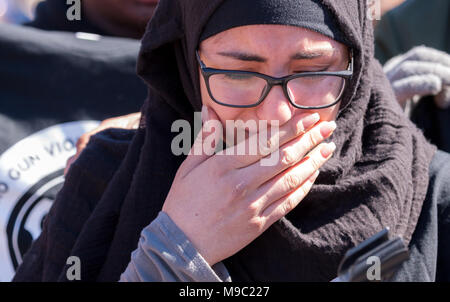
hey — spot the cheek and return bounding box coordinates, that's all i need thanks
[199,76,340,128]
[200,77,245,124]
[289,103,340,124]
[317,104,340,122]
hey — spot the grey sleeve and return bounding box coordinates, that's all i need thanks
[119,211,232,282]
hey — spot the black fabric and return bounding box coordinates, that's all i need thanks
[410,97,450,153]
[0,23,147,155]
[25,0,106,35]
[391,150,450,282]
[200,0,346,44]
[0,23,147,280]
[14,0,440,282]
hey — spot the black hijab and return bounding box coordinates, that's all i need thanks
[15,0,437,282]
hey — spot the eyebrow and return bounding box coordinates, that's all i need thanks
[217,51,266,62]
[216,50,328,62]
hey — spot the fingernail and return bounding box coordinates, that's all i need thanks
[300,113,320,132]
[201,105,209,123]
[320,121,337,138]
[321,142,336,158]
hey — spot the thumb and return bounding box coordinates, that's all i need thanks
[180,105,223,176]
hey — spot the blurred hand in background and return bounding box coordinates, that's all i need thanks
[0,0,42,24]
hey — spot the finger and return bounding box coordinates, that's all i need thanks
[391,74,442,104]
[75,133,92,154]
[383,53,405,74]
[261,167,320,226]
[125,112,141,129]
[216,112,321,170]
[254,141,335,213]
[403,46,450,68]
[179,105,223,176]
[387,61,450,84]
[64,155,76,176]
[234,120,336,187]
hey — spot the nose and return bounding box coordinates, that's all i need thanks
[256,85,295,127]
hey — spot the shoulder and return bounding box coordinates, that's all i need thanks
[427,150,450,281]
[14,128,135,281]
[427,150,450,214]
[67,128,136,200]
[391,150,450,281]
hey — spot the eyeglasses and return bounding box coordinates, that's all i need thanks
[197,50,353,109]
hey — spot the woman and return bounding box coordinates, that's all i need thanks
[14,0,450,282]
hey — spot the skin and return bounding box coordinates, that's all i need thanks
[83,0,159,39]
[66,25,350,267]
[198,25,349,129]
[66,27,350,266]
[380,0,405,16]
[162,25,350,266]
[373,0,405,27]
[64,113,141,176]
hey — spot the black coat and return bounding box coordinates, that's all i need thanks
[13,130,450,281]
[0,23,146,281]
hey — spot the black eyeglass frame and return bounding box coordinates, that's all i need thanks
[196,50,354,109]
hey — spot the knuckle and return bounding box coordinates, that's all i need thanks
[308,131,320,147]
[282,197,296,214]
[248,216,265,233]
[247,202,260,216]
[284,173,300,191]
[281,148,296,166]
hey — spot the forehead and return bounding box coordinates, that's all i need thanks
[199,24,344,55]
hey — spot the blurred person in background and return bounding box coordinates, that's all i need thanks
[0,0,158,280]
[26,0,158,39]
[375,0,450,152]
[378,0,405,21]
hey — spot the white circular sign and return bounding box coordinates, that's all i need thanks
[0,121,100,281]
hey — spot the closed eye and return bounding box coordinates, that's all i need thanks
[223,73,254,80]
[293,68,328,73]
